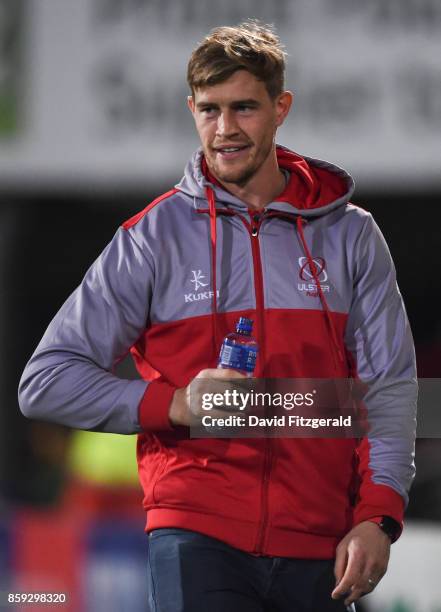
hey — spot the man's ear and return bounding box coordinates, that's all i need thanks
[275,90,294,128]
[187,95,195,114]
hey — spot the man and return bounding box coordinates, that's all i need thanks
[19,21,417,612]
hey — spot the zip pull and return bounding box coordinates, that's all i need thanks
[249,208,262,237]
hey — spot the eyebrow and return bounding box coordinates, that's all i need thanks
[196,99,260,110]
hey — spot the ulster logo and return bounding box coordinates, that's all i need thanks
[185,269,219,303]
[297,257,330,296]
[298,257,328,282]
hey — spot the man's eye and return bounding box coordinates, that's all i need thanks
[201,107,215,115]
[237,105,253,112]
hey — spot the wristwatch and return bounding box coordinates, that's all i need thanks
[369,516,401,542]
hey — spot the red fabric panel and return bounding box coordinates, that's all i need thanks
[122,188,179,230]
[353,481,405,526]
[276,148,348,209]
[134,309,349,386]
[138,378,176,431]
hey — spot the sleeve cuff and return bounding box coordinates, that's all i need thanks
[366,516,403,542]
[367,516,385,525]
[353,482,405,527]
[138,379,177,431]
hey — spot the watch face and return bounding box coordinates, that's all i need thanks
[380,516,401,541]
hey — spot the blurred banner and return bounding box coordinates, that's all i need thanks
[0,0,440,190]
[0,0,23,137]
[1,513,440,612]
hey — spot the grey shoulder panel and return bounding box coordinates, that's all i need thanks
[18,227,155,433]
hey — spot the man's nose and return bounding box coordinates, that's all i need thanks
[216,111,239,137]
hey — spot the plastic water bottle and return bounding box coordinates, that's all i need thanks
[218,317,259,377]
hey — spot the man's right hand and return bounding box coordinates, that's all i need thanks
[168,368,247,427]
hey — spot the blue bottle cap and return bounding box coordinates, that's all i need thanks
[236,317,253,334]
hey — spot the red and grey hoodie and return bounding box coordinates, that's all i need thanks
[18,145,417,558]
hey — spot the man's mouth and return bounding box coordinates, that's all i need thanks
[213,144,251,159]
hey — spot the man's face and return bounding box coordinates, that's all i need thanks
[188,70,290,186]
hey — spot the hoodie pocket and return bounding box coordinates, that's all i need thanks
[152,453,171,504]
[137,434,170,508]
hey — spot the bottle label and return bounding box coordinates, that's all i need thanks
[218,339,257,374]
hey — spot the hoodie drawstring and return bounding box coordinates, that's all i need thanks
[206,187,218,358]
[296,216,345,374]
[204,188,345,375]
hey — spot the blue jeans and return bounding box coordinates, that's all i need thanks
[147,528,356,612]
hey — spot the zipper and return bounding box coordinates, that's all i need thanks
[256,437,272,553]
[249,211,265,372]
[206,204,272,554]
[239,210,272,554]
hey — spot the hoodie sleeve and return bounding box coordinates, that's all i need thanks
[18,226,175,434]
[344,213,417,530]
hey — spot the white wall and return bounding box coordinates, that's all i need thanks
[0,0,440,191]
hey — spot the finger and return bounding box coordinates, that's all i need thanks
[193,391,250,416]
[366,577,378,592]
[195,371,250,407]
[343,570,381,606]
[344,587,366,607]
[195,368,219,378]
[192,405,246,422]
[195,368,245,379]
[204,407,246,418]
[210,368,247,379]
[333,544,348,587]
[363,568,384,591]
[332,544,365,599]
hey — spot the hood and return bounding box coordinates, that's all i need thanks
[175,144,355,218]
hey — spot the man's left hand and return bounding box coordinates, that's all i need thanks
[331,520,391,606]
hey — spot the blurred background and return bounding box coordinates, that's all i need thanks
[1,1,441,611]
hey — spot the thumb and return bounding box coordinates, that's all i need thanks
[211,368,247,379]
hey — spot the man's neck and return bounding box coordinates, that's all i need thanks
[213,149,287,211]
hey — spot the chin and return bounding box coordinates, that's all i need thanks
[215,163,255,185]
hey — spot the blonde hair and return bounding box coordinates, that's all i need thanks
[187,20,286,99]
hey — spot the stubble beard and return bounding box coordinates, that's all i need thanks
[208,135,274,188]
